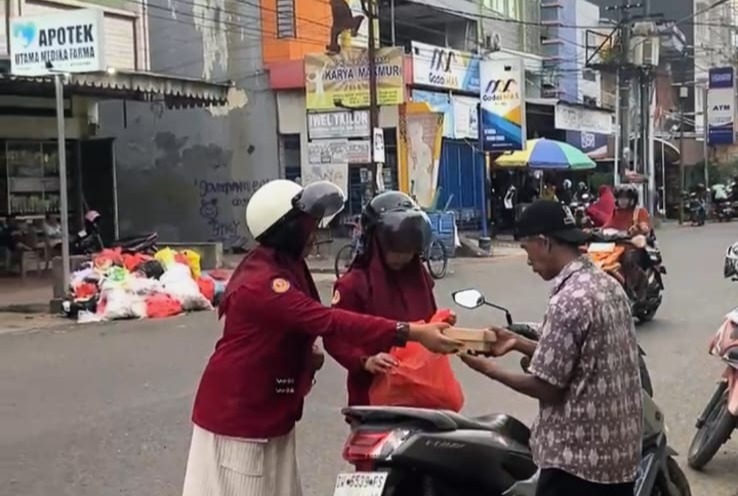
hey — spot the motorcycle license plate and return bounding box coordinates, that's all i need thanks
[334,472,388,496]
[633,453,656,495]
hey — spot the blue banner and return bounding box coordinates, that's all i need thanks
[479,59,526,151]
[708,67,735,145]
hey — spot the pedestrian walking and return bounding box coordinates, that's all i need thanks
[181,179,462,496]
[460,200,643,496]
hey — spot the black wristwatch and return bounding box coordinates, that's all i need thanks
[394,321,410,347]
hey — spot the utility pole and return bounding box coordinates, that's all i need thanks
[362,0,379,196]
[702,83,709,192]
[616,1,633,175]
[678,86,688,224]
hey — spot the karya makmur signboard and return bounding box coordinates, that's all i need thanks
[707,66,735,146]
[10,9,106,76]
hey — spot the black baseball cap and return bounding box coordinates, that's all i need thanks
[515,200,591,244]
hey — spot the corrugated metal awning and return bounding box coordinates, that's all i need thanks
[0,69,233,108]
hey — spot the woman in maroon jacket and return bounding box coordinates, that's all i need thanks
[325,191,454,406]
[182,180,461,496]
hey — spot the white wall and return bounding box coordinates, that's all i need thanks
[576,0,602,105]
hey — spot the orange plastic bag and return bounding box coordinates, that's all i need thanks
[145,293,183,318]
[368,306,465,413]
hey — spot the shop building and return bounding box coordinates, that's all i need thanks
[1,0,231,245]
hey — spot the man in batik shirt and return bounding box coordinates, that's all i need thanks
[462,200,643,496]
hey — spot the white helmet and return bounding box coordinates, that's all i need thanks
[246,179,346,240]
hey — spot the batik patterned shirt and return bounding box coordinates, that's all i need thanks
[528,256,643,484]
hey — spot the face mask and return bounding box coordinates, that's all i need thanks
[617,198,630,209]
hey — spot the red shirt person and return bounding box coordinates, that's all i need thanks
[325,191,453,406]
[182,180,462,496]
[586,185,616,227]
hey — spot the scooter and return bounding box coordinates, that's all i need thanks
[333,290,690,496]
[687,242,738,470]
[587,229,666,323]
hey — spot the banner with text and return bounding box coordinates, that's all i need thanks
[708,67,735,145]
[479,59,526,151]
[304,47,404,110]
[410,41,480,93]
[10,9,106,76]
[398,102,444,208]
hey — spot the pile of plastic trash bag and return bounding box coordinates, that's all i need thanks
[63,247,230,323]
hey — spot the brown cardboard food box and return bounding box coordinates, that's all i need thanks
[443,327,497,353]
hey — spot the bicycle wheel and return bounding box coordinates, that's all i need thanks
[425,239,448,279]
[334,244,355,278]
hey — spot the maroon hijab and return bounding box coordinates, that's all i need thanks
[352,237,437,322]
[587,185,616,227]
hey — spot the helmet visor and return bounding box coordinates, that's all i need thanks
[375,210,432,254]
[293,181,346,220]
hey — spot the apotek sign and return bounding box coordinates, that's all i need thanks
[411,41,480,93]
[707,67,735,145]
[10,9,106,76]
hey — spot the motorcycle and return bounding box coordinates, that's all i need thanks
[714,200,734,222]
[687,242,738,470]
[72,210,158,255]
[333,290,689,496]
[586,229,666,322]
[569,193,593,228]
[684,192,706,226]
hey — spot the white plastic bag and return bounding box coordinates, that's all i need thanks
[161,263,213,311]
[100,287,147,320]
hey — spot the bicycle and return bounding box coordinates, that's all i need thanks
[334,216,362,278]
[423,237,448,280]
[333,208,450,279]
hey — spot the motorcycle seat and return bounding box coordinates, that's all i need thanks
[457,413,531,446]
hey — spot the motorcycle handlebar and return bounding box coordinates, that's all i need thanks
[506,323,540,341]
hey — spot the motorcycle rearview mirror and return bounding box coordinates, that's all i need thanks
[452,289,514,326]
[452,289,485,309]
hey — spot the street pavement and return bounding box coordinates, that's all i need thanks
[2,223,738,496]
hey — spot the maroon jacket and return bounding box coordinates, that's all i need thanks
[191,246,399,439]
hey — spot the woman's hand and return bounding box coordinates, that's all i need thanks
[311,344,325,371]
[408,322,462,354]
[364,353,398,374]
[444,311,457,326]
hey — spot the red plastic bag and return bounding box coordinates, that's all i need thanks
[145,294,183,318]
[122,252,152,272]
[368,342,464,411]
[93,248,123,270]
[196,276,215,303]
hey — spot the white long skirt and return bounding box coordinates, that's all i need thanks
[182,425,302,496]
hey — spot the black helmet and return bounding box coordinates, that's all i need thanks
[614,184,639,207]
[362,191,432,254]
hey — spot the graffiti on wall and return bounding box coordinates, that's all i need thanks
[194,178,273,246]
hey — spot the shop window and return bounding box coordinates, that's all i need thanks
[276,0,296,38]
[280,134,301,181]
[0,141,73,217]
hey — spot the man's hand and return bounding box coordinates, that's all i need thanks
[408,322,462,354]
[311,344,325,371]
[459,352,496,375]
[364,353,398,374]
[487,326,519,357]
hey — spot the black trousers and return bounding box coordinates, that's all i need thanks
[536,469,635,496]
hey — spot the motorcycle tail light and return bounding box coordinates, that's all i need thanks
[342,429,412,466]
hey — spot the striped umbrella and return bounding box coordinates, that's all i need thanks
[495,138,597,170]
